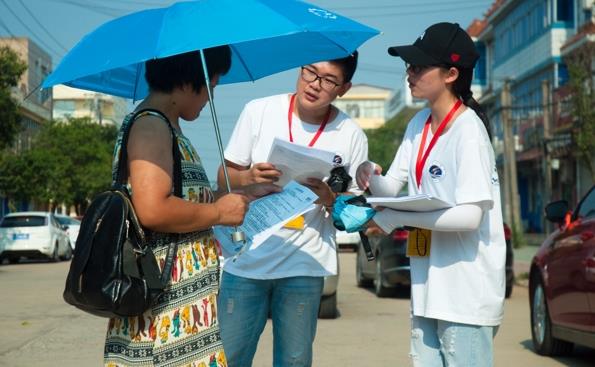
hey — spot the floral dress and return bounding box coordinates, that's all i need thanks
[104,112,227,367]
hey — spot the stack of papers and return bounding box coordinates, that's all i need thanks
[266,138,336,186]
[366,194,452,212]
[214,180,318,256]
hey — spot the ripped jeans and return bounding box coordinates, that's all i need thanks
[410,315,498,367]
[217,271,323,367]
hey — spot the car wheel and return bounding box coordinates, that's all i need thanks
[374,253,392,298]
[318,292,338,319]
[505,284,513,298]
[50,243,60,262]
[530,274,573,356]
[356,250,373,288]
[61,243,73,261]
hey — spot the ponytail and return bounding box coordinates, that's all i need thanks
[452,68,492,140]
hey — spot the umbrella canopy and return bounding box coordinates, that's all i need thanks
[42,0,379,100]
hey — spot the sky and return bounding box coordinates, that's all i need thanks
[0,0,493,182]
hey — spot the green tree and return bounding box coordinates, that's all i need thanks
[568,62,595,181]
[0,46,27,151]
[365,107,419,172]
[0,117,118,214]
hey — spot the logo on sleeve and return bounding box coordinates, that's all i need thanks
[428,162,445,182]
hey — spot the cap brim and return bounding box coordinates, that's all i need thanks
[387,45,440,66]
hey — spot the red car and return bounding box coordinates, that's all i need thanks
[529,185,595,356]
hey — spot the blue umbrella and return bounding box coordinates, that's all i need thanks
[42,0,379,99]
[43,0,379,242]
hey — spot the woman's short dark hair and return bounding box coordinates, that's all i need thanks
[330,50,359,83]
[145,45,232,94]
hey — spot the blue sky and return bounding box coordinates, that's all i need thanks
[0,0,493,182]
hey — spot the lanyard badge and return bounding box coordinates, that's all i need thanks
[415,100,462,188]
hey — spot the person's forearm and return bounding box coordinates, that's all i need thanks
[217,164,245,189]
[373,203,484,234]
[133,195,221,233]
[369,174,406,197]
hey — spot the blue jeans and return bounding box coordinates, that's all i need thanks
[410,315,498,367]
[217,271,324,367]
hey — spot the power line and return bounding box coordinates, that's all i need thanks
[0,0,63,60]
[17,0,69,53]
[331,0,492,11]
[354,4,489,19]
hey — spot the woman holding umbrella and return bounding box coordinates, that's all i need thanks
[104,46,279,367]
[357,23,505,366]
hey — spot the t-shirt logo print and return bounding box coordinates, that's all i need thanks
[418,31,425,41]
[428,163,445,181]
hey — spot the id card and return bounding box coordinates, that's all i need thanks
[406,228,432,257]
[284,215,305,230]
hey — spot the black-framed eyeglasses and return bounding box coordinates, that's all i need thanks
[300,67,341,91]
[405,63,449,74]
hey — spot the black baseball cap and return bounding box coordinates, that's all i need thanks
[388,22,479,69]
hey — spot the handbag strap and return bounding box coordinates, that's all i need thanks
[114,108,183,291]
[114,108,183,197]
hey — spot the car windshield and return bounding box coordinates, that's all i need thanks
[0,215,47,227]
[56,216,80,226]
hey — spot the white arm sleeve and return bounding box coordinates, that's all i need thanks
[373,203,485,234]
[368,174,406,197]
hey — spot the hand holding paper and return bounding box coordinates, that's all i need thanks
[214,180,318,257]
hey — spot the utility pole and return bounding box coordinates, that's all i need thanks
[542,80,552,233]
[501,80,523,244]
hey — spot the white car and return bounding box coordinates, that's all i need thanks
[0,212,73,263]
[55,215,81,249]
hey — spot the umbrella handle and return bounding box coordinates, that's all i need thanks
[199,49,245,244]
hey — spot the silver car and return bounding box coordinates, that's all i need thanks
[0,212,73,263]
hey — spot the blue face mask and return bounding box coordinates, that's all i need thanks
[332,195,376,233]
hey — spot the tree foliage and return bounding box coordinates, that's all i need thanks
[568,60,595,181]
[365,107,419,172]
[0,117,118,214]
[0,46,27,151]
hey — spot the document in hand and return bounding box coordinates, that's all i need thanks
[214,180,318,257]
[266,137,336,186]
[366,194,452,212]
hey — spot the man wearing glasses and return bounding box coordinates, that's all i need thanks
[216,52,368,367]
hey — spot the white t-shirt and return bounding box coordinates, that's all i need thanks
[220,94,368,279]
[386,107,506,326]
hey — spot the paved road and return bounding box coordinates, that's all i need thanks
[1,253,594,366]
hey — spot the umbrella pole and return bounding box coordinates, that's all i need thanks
[199,49,245,244]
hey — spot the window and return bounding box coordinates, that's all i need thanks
[0,215,47,227]
[556,0,574,24]
[346,103,360,118]
[577,188,595,219]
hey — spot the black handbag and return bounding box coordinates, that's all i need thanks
[63,109,182,318]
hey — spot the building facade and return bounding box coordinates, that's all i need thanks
[53,85,127,126]
[0,37,53,217]
[470,0,593,232]
[334,84,391,129]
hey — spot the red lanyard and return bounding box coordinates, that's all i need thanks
[415,100,463,188]
[288,94,331,147]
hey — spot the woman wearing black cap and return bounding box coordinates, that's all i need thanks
[357,23,505,366]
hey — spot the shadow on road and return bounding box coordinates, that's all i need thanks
[519,339,595,367]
